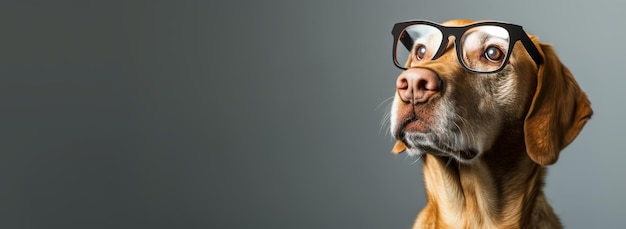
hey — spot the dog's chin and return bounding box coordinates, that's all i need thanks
[406,145,479,164]
[399,131,479,164]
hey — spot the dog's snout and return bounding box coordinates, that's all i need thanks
[396,68,442,104]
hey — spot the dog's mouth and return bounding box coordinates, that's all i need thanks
[395,119,478,161]
[394,116,427,138]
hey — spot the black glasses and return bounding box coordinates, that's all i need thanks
[391,20,543,73]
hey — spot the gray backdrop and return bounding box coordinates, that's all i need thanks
[1,0,623,228]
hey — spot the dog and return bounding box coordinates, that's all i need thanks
[388,19,592,228]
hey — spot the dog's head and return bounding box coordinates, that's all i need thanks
[390,19,592,165]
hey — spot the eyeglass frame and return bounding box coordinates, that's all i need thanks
[391,20,544,73]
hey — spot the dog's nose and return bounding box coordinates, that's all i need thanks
[396,68,442,104]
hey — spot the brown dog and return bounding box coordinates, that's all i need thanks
[389,19,592,228]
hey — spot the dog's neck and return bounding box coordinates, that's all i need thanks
[416,132,562,228]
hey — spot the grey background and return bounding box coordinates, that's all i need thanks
[1,0,623,228]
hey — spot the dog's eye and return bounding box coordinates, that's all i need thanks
[415,44,427,60]
[484,46,504,62]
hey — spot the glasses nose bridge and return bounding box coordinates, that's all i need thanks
[431,33,458,61]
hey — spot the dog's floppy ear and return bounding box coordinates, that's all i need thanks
[524,43,593,165]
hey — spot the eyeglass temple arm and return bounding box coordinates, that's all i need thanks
[520,35,544,65]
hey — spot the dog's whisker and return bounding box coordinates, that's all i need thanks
[449,119,466,172]
[456,115,476,148]
[451,119,463,148]
[375,96,394,111]
[379,107,392,136]
[445,156,453,167]
[410,154,423,165]
[377,97,394,136]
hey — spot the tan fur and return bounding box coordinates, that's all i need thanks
[390,19,592,228]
